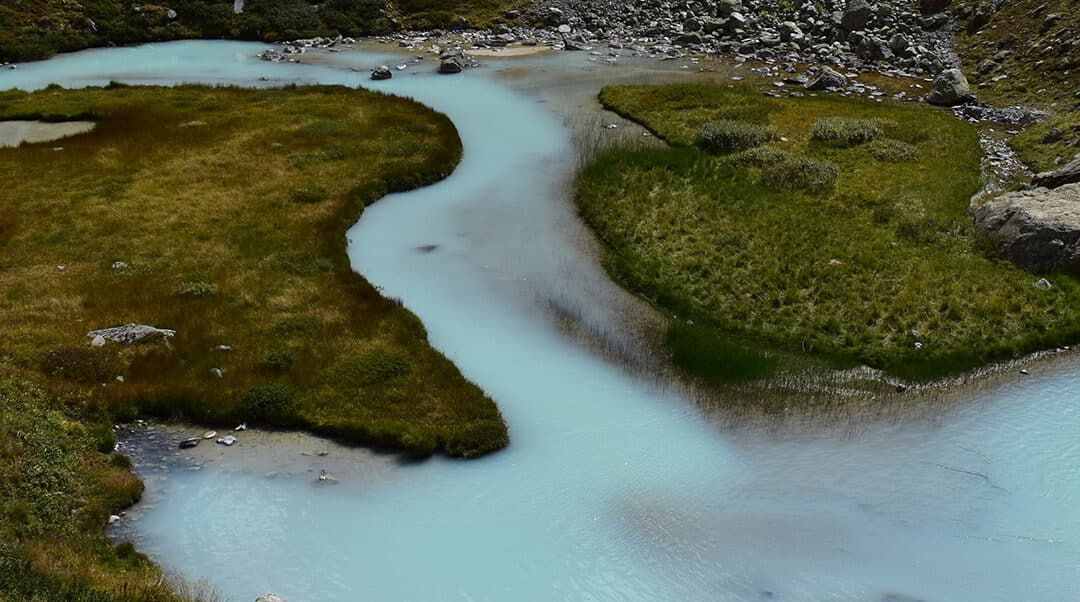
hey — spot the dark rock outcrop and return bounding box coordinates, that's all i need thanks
[1033,153,1080,190]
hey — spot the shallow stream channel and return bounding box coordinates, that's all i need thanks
[4,41,1079,601]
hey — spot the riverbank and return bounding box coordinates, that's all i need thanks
[575,82,1080,390]
[0,81,509,598]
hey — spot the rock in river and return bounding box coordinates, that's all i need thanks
[255,595,287,602]
[179,437,200,449]
[805,66,847,91]
[973,183,1080,275]
[370,65,392,80]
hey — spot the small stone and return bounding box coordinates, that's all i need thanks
[217,435,237,446]
[210,367,223,378]
[235,422,248,431]
[91,335,106,348]
[108,514,121,524]
[1020,369,1030,375]
[179,437,200,449]
[1035,278,1052,289]
[203,431,217,439]
[255,595,288,602]
[115,375,124,383]
[914,342,924,349]
[111,261,128,270]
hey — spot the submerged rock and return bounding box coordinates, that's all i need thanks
[973,183,1080,275]
[255,595,287,602]
[1033,153,1080,190]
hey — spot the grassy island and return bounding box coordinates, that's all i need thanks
[1,84,506,597]
[577,84,1080,383]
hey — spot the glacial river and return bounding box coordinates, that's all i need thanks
[4,41,1079,601]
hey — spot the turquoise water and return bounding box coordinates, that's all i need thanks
[5,41,1080,601]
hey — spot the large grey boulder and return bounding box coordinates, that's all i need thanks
[840,0,873,31]
[1033,153,1080,190]
[926,68,972,106]
[86,324,176,345]
[805,66,847,91]
[973,183,1080,275]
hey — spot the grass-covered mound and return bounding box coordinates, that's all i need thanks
[0,375,214,601]
[0,84,507,459]
[950,0,1080,171]
[0,0,523,63]
[578,84,1080,381]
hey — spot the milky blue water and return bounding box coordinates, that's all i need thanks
[5,41,1079,602]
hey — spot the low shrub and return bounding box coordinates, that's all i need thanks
[273,315,322,335]
[41,348,124,384]
[760,155,840,193]
[810,117,893,147]
[334,350,411,387]
[281,252,333,275]
[695,119,773,153]
[260,348,296,373]
[238,383,297,420]
[176,280,218,298]
[290,187,329,204]
[727,146,791,169]
[866,138,920,162]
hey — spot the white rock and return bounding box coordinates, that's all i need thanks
[203,431,217,439]
[108,514,121,524]
[91,335,106,347]
[217,435,237,446]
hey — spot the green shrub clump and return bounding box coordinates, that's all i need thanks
[239,383,297,420]
[761,155,840,193]
[866,138,920,163]
[728,146,792,169]
[41,347,124,384]
[695,119,773,153]
[291,187,329,203]
[260,349,296,373]
[810,117,892,147]
[176,280,219,298]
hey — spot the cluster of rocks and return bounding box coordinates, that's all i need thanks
[974,153,1080,277]
[87,323,175,346]
[259,35,356,62]
[400,0,959,77]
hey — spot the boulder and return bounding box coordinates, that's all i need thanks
[805,66,847,90]
[926,68,972,106]
[973,183,1080,275]
[370,65,392,80]
[716,0,743,18]
[841,0,873,31]
[1032,153,1080,189]
[439,59,463,74]
[918,0,952,14]
[87,324,176,345]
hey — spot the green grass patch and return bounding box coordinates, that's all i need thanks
[0,83,509,597]
[581,83,1080,382]
[695,119,773,153]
